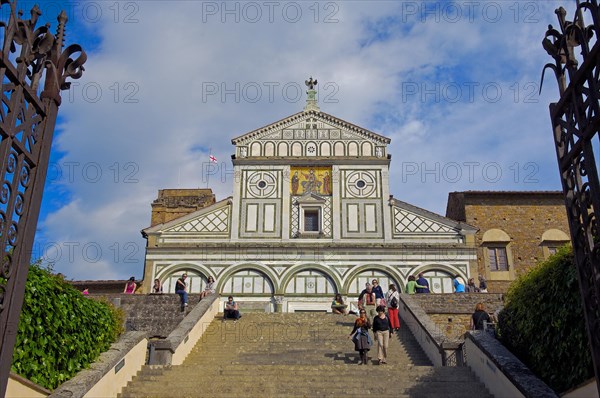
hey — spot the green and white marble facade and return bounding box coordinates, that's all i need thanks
[142,89,477,311]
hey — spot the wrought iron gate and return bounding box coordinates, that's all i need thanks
[0,1,86,395]
[543,1,600,393]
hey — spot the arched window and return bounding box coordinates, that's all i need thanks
[420,269,454,293]
[264,142,275,156]
[481,229,512,272]
[285,270,336,295]
[250,142,261,156]
[221,269,274,295]
[541,229,570,258]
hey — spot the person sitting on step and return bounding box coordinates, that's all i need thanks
[224,296,241,321]
[175,273,188,310]
[152,278,163,294]
[200,276,216,299]
[331,293,347,315]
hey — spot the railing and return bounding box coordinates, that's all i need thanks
[464,331,558,398]
[148,294,219,365]
[397,294,464,367]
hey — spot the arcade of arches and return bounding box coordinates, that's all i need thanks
[157,265,458,311]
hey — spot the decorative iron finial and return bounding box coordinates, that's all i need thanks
[540,3,595,96]
[304,77,319,112]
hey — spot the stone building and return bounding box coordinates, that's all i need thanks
[445,191,570,292]
[140,84,478,311]
[150,189,216,227]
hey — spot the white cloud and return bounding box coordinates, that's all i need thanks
[35,1,568,279]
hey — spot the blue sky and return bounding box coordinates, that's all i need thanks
[20,0,574,280]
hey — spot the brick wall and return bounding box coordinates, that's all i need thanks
[410,293,504,313]
[150,189,216,226]
[409,293,504,340]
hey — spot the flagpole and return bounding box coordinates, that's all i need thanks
[207,148,211,189]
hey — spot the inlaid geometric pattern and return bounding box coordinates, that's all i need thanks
[345,170,378,198]
[322,197,332,236]
[169,206,230,233]
[245,171,279,198]
[393,208,454,233]
[291,203,299,237]
[274,267,286,275]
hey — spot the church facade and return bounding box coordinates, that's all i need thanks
[141,83,478,311]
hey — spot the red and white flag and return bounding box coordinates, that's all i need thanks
[209,154,217,163]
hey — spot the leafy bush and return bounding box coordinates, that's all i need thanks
[497,246,593,392]
[10,263,123,389]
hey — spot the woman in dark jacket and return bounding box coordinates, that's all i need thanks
[348,309,372,365]
[471,302,491,330]
[373,305,392,364]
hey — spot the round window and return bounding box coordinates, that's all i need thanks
[258,180,267,189]
[356,180,366,188]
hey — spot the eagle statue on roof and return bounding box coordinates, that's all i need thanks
[305,77,318,90]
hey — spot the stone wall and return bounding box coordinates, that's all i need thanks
[150,188,216,226]
[409,293,504,340]
[69,280,138,294]
[446,192,570,292]
[89,293,206,338]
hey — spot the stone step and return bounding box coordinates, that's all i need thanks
[130,367,478,382]
[119,313,492,398]
[120,382,488,398]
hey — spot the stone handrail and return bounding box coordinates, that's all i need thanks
[148,294,219,365]
[45,294,220,397]
[397,294,462,366]
[464,331,558,398]
[48,331,147,398]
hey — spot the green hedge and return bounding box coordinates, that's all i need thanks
[10,263,123,390]
[497,246,593,392]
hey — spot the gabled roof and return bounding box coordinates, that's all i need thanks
[391,197,478,234]
[231,110,391,146]
[142,197,232,234]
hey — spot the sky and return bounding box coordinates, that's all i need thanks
[15,0,576,280]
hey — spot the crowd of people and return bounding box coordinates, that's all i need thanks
[452,274,488,293]
[121,273,220,311]
[122,273,241,318]
[341,275,493,365]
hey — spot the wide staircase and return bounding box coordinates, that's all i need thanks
[119,313,493,397]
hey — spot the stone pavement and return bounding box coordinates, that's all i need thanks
[119,312,493,398]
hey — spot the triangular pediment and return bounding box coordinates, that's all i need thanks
[295,192,327,204]
[144,198,232,236]
[232,111,390,159]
